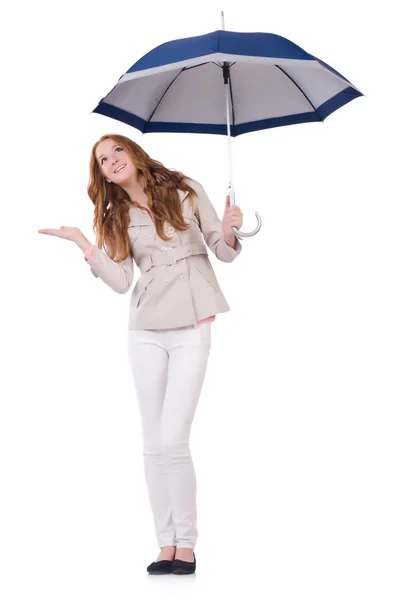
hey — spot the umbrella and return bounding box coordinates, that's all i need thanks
[92,12,363,239]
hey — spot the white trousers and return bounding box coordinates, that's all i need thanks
[127,322,212,549]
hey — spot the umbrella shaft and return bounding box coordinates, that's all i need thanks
[221,12,234,204]
[225,75,234,204]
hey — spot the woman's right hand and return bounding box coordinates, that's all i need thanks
[38,226,82,243]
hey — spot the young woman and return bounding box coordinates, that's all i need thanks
[38,134,243,574]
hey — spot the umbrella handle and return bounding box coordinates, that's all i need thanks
[228,188,263,239]
[232,212,262,238]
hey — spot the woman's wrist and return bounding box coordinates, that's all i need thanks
[74,231,92,252]
[224,232,236,249]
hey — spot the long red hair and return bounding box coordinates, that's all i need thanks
[87,134,198,262]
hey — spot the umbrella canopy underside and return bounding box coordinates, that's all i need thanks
[92,32,363,136]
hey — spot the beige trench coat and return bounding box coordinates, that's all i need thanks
[85,178,242,329]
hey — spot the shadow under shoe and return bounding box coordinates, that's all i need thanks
[171,551,196,575]
[147,559,173,575]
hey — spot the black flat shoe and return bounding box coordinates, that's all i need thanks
[146,559,173,574]
[171,551,196,575]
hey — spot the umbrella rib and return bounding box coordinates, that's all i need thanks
[145,69,185,129]
[275,65,322,121]
[145,62,211,130]
[183,61,211,71]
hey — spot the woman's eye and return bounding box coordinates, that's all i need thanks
[101,147,122,165]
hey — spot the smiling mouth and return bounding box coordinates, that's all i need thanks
[114,164,126,173]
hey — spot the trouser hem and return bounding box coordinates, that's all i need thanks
[159,542,176,548]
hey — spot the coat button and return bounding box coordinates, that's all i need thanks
[180,274,186,281]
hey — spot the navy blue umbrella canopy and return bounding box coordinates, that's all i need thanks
[92,28,363,238]
[92,29,363,137]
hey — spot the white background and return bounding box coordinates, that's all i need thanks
[1,0,396,598]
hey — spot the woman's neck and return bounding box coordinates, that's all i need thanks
[122,174,147,205]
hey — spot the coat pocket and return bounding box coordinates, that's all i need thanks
[136,274,155,307]
[132,223,157,245]
[194,265,218,292]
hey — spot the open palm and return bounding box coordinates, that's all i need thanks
[38,226,81,242]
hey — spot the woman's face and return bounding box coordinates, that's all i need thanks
[95,139,139,184]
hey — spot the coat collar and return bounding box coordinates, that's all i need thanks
[128,188,189,226]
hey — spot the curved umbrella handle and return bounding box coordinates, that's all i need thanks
[232,211,262,238]
[228,188,262,239]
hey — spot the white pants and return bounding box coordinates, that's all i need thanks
[127,322,212,549]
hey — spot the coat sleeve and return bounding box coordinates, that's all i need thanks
[84,245,134,294]
[189,179,243,262]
